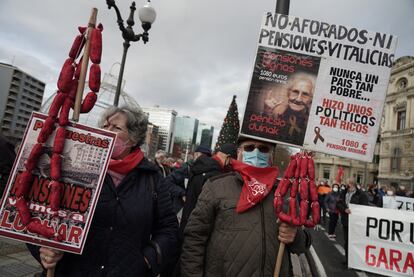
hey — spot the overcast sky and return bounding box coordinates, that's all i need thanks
[0,0,413,142]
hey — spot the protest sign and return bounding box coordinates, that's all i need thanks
[240,13,397,158]
[349,204,414,276]
[0,112,115,254]
[383,196,414,211]
[241,14,321,147]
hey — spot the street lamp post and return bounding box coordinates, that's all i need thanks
[106,0,156,107]
[184,140,190,162]
[275,0,290,14]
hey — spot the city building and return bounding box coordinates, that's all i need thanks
[196,122,214,149]
[143,123,159,160]
[0,62,45,144]
[172,116,199,158]
[142,106,177,154]
[378,56,414,191]
[312,140,380,186]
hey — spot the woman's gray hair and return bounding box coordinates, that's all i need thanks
[155,149,167,159]
[99,105,148,147]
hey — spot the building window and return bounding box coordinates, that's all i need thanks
[391,147,401,172]
[397,78,407,90]
[356,172,363,184]
[323,168,330,179]
[397,111,406,130]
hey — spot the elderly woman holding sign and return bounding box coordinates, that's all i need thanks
[28,105,179,277]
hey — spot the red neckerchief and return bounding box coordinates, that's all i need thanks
[212,154,224,168]
[108,147,144,175]
[231,159,279,213]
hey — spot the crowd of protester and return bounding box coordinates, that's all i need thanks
[316,177,414,266]
[0,105,308,277]
[0,105,413,276]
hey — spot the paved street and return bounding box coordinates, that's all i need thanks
[0,218,391,277]
[0,238,42,277]
[0,237,309,277]
[307,217,387,277]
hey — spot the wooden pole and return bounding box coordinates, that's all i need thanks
[72,8,98,122]
[47,268,55,277]
[274,4,291,270]
[273,242,285,277]
[46,9,98,277]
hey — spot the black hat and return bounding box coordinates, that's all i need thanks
[217,143,237,159]
[195,145,212,156]
[237,134,260,145]
[237,135,276,146]
[237,135,253,145]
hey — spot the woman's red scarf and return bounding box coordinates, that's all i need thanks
[108,147,144,175]
[231,159,279,213]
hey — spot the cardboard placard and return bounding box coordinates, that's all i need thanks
[0,112,115,254]
[241,13,397,162]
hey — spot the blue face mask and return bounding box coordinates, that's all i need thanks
[242,149,269,167]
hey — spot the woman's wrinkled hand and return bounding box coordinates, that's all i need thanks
[39,247,63,269]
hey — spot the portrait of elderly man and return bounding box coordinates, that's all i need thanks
[271,73,315,146]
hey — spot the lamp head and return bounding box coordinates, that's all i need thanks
[138,1,156,25]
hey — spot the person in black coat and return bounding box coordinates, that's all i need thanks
[336,178,368,267]
[179,144,237,236]
[0,135,16,199]
[161,162,190,215]
[179,154,219,235]
[28,106,179,277]
[165,144,236,277]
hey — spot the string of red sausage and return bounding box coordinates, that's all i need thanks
[13,24,103,240]
[274,152,320,228]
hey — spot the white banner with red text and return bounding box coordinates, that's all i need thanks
[348,204,414,276]
[301,22,397,162]
[240,13,397,158]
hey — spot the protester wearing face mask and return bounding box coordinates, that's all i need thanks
[386,187,395,196]
[382,186,399,209]
[367,184,382,207]
[336,178,368,267]
[324,184,341,239]
[317,181,331,224]
[181,136,311,277]
[28,106,179,277]
[166,143,238,277]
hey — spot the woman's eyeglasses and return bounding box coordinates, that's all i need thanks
[242,144,271,153]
